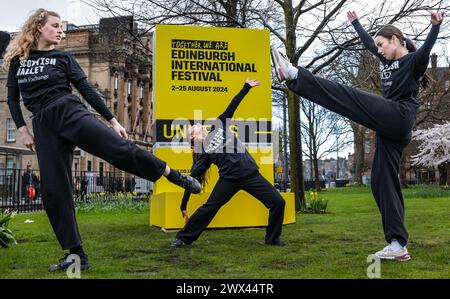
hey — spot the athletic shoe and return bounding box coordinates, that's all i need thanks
[173,173,202,194]
[270,45,292,82]
[48,253,91,272]
[265,238,287,246]
[374,244,411,262]
[171,238,189,248]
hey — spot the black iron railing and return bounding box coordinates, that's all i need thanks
[0,169,152,213]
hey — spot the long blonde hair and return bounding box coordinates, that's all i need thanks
[2,8,60,72]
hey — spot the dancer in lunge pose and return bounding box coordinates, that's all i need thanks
[171,79,286,248]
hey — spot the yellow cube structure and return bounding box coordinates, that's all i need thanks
[150,191,296,229]
[150,25,296,230]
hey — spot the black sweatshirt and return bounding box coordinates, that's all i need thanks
[7,48,114,128]
[352,20,440,103]
[180,83,259,210]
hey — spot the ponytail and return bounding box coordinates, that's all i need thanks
[404,38,433,89]
[420,72,433,90]
[404,38,416,52]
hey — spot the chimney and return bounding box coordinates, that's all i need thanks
[62,20,68,32]
[431,53,437,69]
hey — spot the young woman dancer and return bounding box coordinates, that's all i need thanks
[4,9,201,272]
[171,79,286,247]
[271,11,444,261]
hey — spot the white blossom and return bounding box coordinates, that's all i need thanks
[411,122,450,167]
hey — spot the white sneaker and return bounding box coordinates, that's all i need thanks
[375,244,411,262]
[270,45,292,82]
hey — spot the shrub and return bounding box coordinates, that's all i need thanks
[75,193,149,213]
[402,188,450,199]
[0,209,18,248]
[305,191,328,214]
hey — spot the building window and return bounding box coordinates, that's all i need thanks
[139,83,144,99]
[127,79,132,95]
[87,161,92,172]
[114,73,119,91]
[74,158,79,176]
[6,118,16,142]
[364,140,371,154]
[113,102,118,116]
[128,112,132,131]
[6,157,15,176]
[99,162,104,186]
[0,163,4,183]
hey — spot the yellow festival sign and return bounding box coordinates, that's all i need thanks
[150,25,295,229]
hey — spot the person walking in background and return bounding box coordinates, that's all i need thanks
[21,164,40,201]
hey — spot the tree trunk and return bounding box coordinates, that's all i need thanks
[311,129,321,191]
[447,163,450,185]
[309,135,314,180]
[351,122,365,185]
[313,156,321,191]
[284,0,305,211]
[287,91,305,211]
[221,0,239,27]
[441,162,450,186]
[400,143,413,189]
[438,164,445,185]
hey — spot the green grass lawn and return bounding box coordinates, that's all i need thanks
[1,186,449,279]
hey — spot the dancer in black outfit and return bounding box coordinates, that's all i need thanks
[172,79,286,247]
[3,9,201,272]
[271,11,444,261]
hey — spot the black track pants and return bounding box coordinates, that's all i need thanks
[176,172,286,244]
[286,67,417,246]
[32,94,166,249]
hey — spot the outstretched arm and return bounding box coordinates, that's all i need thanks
[73,79,129,139]
[180,190,191,224]
[179,153,212,214]
[414,12,444,74]
[217,79,261,122]
[67,53,114,122]
[347,11,385,61]
[73,79,115,121]
[67,52,128,139]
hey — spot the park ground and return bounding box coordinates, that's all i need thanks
[1,186,449,279]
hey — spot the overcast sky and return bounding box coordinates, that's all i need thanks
[0,0,101,32]
[1,0,448,158]
[1,0,448,59]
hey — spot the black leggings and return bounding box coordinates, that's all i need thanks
[176,172,286,244]
[286,67,418,246]
[32,94,167,250]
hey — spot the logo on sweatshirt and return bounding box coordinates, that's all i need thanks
[16,58,57,83]
[380,60,399,80]
[205,128,226,153]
